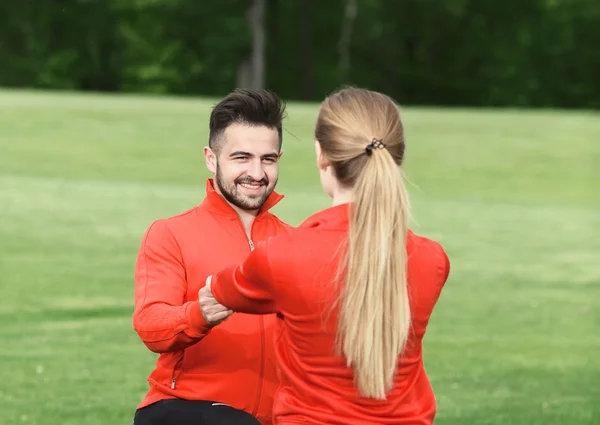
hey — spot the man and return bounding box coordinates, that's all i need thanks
[132,89,294,425]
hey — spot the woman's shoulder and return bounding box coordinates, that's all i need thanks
[262,206,347,263]
[297,204,349,231]
[407,230,450,281]
[407,230,445,251]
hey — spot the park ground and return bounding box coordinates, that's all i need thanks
[0,89,598,424]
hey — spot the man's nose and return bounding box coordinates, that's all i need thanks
[246,159,266,181]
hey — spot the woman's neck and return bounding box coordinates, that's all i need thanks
[332,186,353,206]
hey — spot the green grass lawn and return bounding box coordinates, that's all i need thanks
[0,88,598,425]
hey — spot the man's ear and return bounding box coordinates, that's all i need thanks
[204,146,217,174]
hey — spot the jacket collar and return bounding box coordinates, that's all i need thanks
[201,178,284,218]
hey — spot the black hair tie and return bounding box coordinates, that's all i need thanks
[365,138,386,156]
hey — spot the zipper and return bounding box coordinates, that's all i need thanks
[233,214,257,251]
[247,222,264,415]
[235,215,264,415]
[252,316,266,416]
[170,352,185,389]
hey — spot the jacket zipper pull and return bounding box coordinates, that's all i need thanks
[249,239,255,251]
[171,378,176,389]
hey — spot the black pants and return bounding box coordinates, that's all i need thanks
[133,399,261,425]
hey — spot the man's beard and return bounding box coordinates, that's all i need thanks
[215,167,276,211]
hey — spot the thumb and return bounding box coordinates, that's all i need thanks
[205,275,212,291]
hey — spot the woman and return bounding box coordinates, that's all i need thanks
[200,87,450,425]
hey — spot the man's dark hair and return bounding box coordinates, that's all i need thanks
[209,88,287,154]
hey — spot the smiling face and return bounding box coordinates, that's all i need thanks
[204,122,282,212]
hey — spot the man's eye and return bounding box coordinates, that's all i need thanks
[263,158,276,163]
[234,157,248,161]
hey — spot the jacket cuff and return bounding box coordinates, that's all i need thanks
[211,272,231,307]
[185,300,210,336]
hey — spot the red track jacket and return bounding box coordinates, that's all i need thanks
[133,179,294,425]
[211,203,450,425]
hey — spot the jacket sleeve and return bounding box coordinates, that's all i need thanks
[133,219,212,353]
[210,238,278,314]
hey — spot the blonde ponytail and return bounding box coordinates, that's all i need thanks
[314,86,411,400]
[336,146,411,400]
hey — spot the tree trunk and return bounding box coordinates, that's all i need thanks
[339,0,357,83]
[236,0,266,89]
[299,0,314,99]
[237,58,252,88]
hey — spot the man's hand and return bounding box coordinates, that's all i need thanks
[199,276,233,326]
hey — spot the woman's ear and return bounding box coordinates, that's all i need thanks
[314,140,329,171]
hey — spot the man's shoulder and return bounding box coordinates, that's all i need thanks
[154,205,200,226]
[141,206,201,238]
[263,212,296,234]
[165,205,200,221]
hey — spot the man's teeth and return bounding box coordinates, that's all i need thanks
[240,183,262,189]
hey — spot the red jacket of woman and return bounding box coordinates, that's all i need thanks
[210,203,451,425]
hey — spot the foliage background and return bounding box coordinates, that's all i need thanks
[1,0,598,108]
